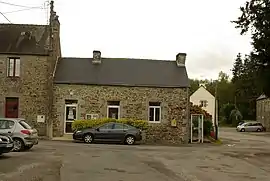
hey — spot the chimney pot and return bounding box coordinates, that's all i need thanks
[93,50,101,64]
[176,53,187,66]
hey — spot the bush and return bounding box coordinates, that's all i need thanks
[72,118,148,131]
[203,120,213,136]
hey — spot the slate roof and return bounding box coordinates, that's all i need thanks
[54,57,190,88]
[0,24,49,55]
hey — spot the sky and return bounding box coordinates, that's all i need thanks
[0,0,252,80]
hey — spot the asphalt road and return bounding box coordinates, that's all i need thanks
[1,128,270,181]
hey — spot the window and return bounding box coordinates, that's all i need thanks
[123,124,135,130]
[19,120,32,129]
[7,58,20,77]
[107,101,120,119]
[113,123,123,130]
[0,120,15,129]
[149,102,161,123]
[99,123,113,130]
[199,100,208,107]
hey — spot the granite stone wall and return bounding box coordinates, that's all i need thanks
[52,84,190,144]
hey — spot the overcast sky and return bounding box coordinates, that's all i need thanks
[0,0,252,79]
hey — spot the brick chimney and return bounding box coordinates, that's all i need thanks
[92,50,101,64]
[176,53,187,66]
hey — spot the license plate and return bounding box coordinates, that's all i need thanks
[7,143,13,148]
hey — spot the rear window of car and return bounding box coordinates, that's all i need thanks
[19,121,32,129]
[123,124,136,129]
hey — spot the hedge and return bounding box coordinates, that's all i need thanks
[72,118,148,131]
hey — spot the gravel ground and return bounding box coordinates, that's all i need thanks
[1,128,270,181]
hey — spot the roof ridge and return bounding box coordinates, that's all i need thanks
[61,57,173,62]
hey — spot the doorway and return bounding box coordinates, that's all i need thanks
[190,114,204,143]
[64,104,78,134]
[5,97,19,118]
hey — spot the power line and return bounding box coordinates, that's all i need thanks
[3,7,45,14]
[0,11,11,23]
[0,1,42,9]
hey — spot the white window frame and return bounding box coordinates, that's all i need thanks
[199,100,208,107]
[85,114,99,120]
[107,105,120,119]
[148,105,161,123]
[7,58,20,77]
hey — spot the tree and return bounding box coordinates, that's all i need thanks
[233,0,270,97]
[232,53,244,83]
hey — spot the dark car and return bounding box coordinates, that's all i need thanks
[0,134,14,155]
[73,122,142,145]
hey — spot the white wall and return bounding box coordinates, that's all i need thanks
[190,87,215,125]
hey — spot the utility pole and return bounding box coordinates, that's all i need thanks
[214,81,218,140]
[46,0,54,139]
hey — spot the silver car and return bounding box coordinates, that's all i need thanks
[0,118,38,151]
[236,121,265,132]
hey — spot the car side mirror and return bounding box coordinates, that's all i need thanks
[96,128,100,131]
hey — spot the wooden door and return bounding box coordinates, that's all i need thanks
[5,97,19,118]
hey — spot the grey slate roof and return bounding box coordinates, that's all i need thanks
[0,24,49,55]
[54,58,190,88]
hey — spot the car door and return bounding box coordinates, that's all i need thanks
[0,119,15,136]
[245,122,254,132]
[110,123,125,141]
[94,123,114,141]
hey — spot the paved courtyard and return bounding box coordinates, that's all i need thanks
[1,128,270,181]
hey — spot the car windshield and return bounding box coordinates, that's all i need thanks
[19,120,32,129]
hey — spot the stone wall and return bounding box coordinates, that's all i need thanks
[257,98,270,131]
[0,55,50,135]
[52,84,190,144]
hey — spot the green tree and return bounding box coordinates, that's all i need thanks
[231,53,244,83]
[233,0,270,97]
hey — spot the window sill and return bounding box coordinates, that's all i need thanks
[148,121,161,124]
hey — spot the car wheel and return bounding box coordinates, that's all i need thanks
[13,138,25,152]
[240,128,245,132]
[125,135,135,145]
[83,134,93,144]
[24,145,33,150]
[257,128,262,132]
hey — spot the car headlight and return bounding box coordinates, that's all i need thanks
[76,130,82,133]
[0,138,2,142]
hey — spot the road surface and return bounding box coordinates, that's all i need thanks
[1,128,270,181]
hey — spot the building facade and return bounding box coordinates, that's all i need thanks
[52,52,190,144]
[256,95,270,131]
[190,85,215,125]
[0,4,61,136]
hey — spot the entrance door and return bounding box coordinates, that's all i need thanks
[5,97,19,118]
[64,104,78,134]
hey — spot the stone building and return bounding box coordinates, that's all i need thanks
[0,2,61,137]
[256,95,270,131]
[52,52,190,144]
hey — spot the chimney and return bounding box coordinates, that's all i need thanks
[176,53,187,66]
[92,50,101,64]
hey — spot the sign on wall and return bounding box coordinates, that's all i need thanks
[37,115,45,123]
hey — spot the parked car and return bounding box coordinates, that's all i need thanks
[0,118,38,152]
[236,121,265,132]
[73,122,142,145]
[0,134,14,155]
